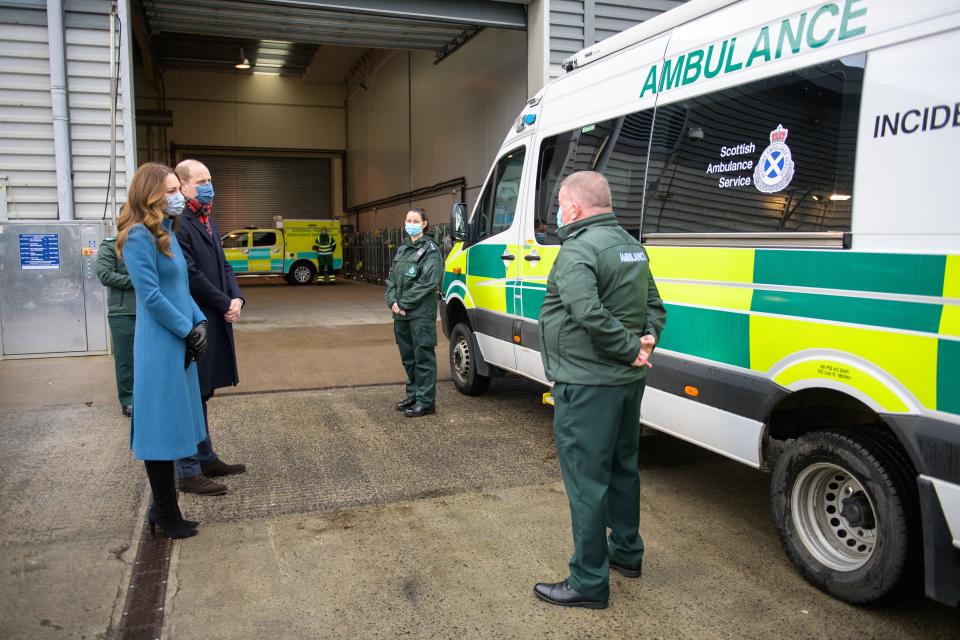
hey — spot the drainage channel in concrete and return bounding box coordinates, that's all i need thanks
[115,522,172,640]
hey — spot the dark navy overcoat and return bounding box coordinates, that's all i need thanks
[175,211,242,397]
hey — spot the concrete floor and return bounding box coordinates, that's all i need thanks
[1,277,957,639]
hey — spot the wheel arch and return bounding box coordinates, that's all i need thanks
[287,259,317,285]
[762,386,919,476]
[442,295,470,339]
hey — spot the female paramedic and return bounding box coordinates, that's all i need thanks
[385,208,443,418]
[117,162,209,539]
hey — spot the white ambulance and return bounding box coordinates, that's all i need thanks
[441,0,960,605]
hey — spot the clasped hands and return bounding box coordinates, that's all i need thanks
[391,302,407,317]
[224,298,243,323]
[631,334,657,369]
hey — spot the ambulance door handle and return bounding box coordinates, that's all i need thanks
[500,252,515,261]
[524,253,540,262]
[241,249,248,254]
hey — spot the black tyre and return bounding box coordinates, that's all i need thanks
[449,322,490,396]
[288,261,316,286]
[770,429,920,604]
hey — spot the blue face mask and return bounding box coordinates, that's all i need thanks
[194,182,215,205]
[555,206,565,229]
[164,191,185,217]
[405,222,423,237]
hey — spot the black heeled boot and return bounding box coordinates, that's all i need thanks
[147,503,199,531]
[144,460,198,539]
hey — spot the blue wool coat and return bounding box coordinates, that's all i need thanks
[123,220,208,460]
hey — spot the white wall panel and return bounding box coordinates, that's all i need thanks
[411,28,526,203]
[135,70,347,155]
[65,2,130,220]
[347,28,526,228]
[0,17,56,219]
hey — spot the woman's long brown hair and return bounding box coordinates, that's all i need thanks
[116,162,176,259]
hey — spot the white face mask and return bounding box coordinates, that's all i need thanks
[164,191,186,217]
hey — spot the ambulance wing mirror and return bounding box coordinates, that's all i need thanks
[451,202,469,242]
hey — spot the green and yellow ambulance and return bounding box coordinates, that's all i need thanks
[221,218,342,285]
[441,0,960,606]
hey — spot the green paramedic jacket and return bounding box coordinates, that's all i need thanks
[385,235,442,319]
[539,212,667,386]
[96,237,137,317]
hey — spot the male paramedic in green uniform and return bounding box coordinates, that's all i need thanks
[313,227,337,284]
[385,208,442,418]
[96,235,136,417]
[535,171,667,609]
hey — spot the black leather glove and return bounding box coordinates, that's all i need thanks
[186,321,208,356]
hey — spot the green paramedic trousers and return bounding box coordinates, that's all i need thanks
[317,254,334,281]
[108,315,135,408]
[552,379,646,601]
[393,315,437,407]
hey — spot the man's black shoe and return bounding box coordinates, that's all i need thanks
[395,397,416,411]
[533,580,607,609]
[609,558,642,578]
[404,403,435,418]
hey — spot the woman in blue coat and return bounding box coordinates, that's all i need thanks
[117,162,209,539]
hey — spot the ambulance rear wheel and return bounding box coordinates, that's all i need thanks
[450,323,490,396]
[770,429,920,604]
[289,261,316,285]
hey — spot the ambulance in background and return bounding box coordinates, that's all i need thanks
[221,217,342,285]
[441,0,960,605]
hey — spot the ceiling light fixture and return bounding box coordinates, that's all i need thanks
[235,48,251,70]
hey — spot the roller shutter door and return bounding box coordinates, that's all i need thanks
[189,154,332,231]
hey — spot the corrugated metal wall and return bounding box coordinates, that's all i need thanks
[549,0,686,78]
[0,0,128,220]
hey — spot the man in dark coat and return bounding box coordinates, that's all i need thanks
[173,159,247,495]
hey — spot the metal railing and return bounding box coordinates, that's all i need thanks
[341,224,451,285]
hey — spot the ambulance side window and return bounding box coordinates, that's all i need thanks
[251,232,276,247]
[534,111,653,244]
[643,55,864,239]
[475,146,526,240]
[221,232,248,249]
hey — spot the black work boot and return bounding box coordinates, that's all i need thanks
[404,403,435,418]
[533,580,607,609]
[609,557,642,578]
[395,397,416,411]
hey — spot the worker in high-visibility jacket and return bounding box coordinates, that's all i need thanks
[313,228,337,284]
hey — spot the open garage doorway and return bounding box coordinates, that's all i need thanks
[130,0,530,234]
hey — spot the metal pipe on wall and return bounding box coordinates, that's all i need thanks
[46,0,75,221]
[109,1,118,229]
